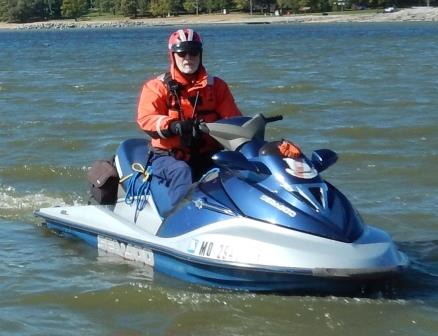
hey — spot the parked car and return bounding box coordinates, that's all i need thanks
[384,6,398,13]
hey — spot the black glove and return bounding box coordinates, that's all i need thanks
[169,119,194,136]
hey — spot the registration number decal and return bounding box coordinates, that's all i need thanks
[189,239,259,263]
[198,241,234,260]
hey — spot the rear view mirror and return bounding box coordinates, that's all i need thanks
[311,149,338,173]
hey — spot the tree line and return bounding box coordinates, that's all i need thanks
[0,0,431,23]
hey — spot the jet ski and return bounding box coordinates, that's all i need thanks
[35,114,409,293]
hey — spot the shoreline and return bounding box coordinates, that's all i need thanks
[0,7,437,30]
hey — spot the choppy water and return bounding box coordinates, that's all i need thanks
[1,23,437,335]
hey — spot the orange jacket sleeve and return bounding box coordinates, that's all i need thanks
[137,78,176,139]
[213,77,242,118]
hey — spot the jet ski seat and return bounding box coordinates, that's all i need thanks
[115,138,172,218]
[115,138,149,185]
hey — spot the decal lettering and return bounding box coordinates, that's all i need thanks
[199,241,214,256]
[217,244,233,260]
[97,236,154,266]
[260,194,296,218]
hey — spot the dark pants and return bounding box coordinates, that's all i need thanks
[151,153,214,208]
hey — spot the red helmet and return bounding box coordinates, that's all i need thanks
[168,28,203,54]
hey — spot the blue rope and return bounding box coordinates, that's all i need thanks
[124,164,153,218]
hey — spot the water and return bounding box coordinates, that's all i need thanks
[1,23,437,335]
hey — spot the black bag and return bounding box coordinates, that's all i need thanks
[87,160,119,205]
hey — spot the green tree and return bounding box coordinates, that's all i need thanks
[95,0,117,13]
[233,0,248,10]
[120,0,137,16]
[7,0,36,22]
[182,0,198,14]
[149,0,179,16]
[319,0,329,11]
[203,0,220,13]
[277,0,300,11]
[9,0,25,21]
[137,0,148,15]
[366,0,390,7]
[217,0,231,9]
[0,0,60,22]
[0,0,8,20]
[45,0,63,18]
[61,0,88,19]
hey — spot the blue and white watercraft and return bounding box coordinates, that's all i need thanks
[35,114,409,293]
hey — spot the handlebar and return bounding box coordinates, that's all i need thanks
[263,115,283,123]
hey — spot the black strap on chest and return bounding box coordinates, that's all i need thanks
[162,72,185,120]
[163,72,179,94]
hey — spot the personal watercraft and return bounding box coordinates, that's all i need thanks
[35,114,409,293]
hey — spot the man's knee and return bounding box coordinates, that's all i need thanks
[151,155,192,207]
[168,159,192,182]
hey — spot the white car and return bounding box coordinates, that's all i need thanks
[384,6,397,13]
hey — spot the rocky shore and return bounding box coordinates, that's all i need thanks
[1,7,437,30]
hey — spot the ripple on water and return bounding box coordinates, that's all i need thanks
[1,23,437,335]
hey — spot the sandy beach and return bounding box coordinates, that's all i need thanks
[0,7,437,30]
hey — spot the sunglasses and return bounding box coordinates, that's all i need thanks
[175,51,200,58]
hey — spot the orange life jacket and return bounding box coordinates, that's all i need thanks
[137,65,241,159]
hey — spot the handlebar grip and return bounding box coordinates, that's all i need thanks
[264,115,283,123]
[198,122,210,134]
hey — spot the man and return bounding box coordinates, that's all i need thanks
[137,28,242,208]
